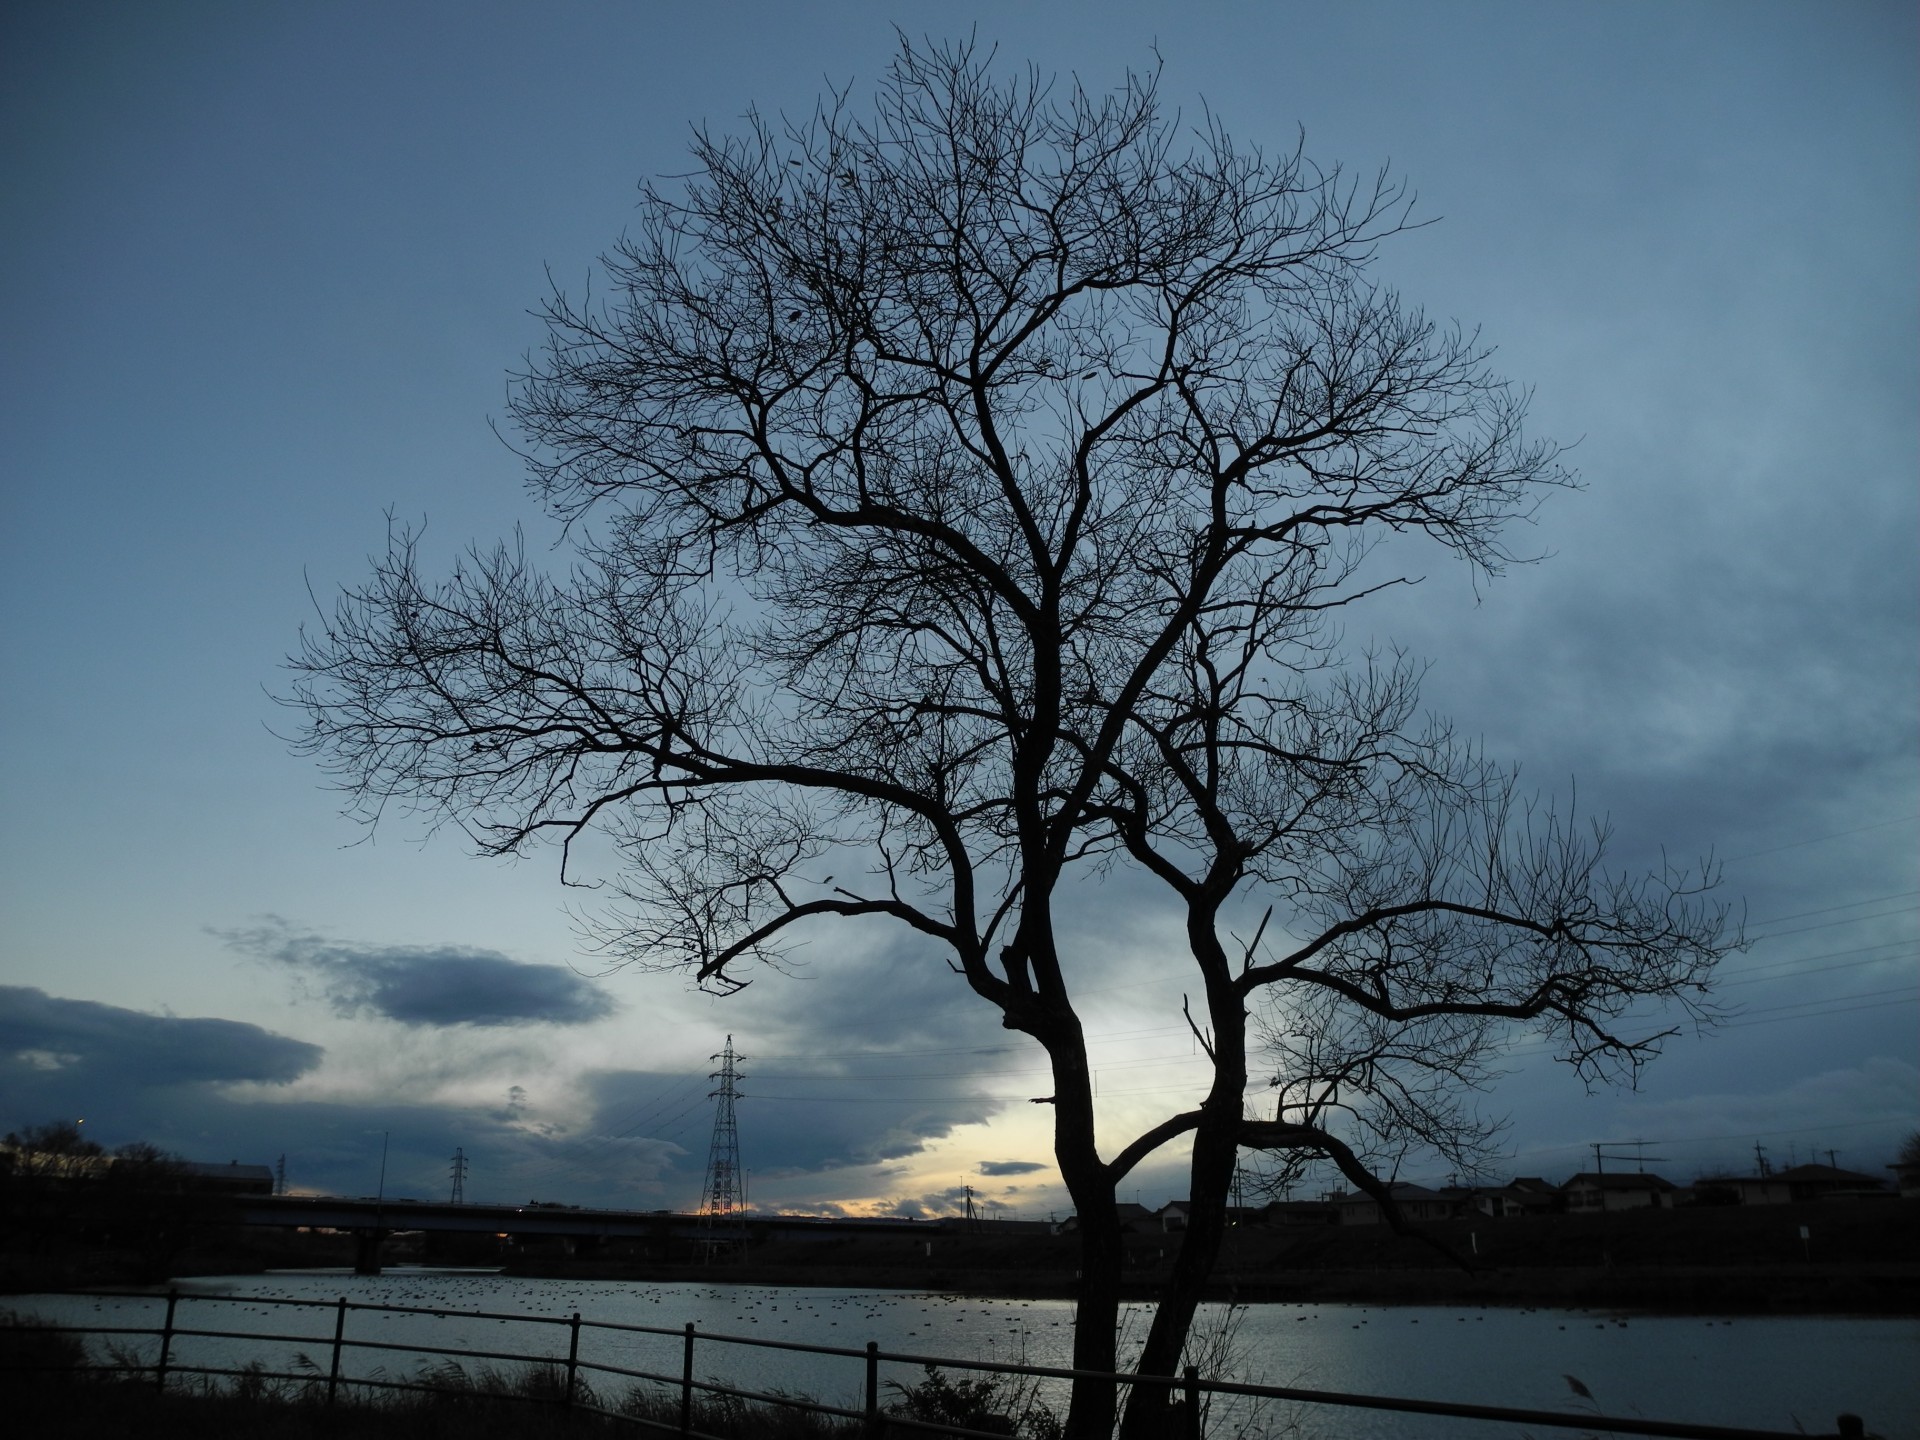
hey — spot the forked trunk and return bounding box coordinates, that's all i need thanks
[1117,1117,1239,1440]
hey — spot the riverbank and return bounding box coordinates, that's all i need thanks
[505,1202,1920,1315]
[0,1322,880,1440]
[8,1201,1914,1316]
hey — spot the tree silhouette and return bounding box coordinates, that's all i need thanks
[289,37,1732,1439]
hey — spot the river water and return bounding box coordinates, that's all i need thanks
[7,1270,1915,1439]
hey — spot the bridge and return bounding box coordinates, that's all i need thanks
[224,1194,1033,1274]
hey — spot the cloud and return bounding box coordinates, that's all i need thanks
[979,1160,1046,1176]
[0,986,322,1093]
[0,991,676,1204]
[1603,1058,1920,1171]
[0,987,328,1166]
[223,922,615,1028]
[576,1053,1009,1204]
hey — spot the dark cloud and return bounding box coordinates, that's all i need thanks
[223,922,615,1028]
[580,1053,1006,1198]
[740,931,1016,1056]
[0,987,328,1172]
[0,986,321,1092]
[979,1160,1046,1176]
[0,1006,677,1206]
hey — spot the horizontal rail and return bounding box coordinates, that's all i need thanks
[4,1288,1860,1440]
[1191,1373,1814,1439]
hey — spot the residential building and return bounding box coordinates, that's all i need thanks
[1693,1164,1887,1206]
[1559,1172,1679,1213]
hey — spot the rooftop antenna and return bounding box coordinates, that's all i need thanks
[701,1036,747,1261]
[1591,1143,1668,1184]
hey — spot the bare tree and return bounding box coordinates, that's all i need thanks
[289,37,1731,1439]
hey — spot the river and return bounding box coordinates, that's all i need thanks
[7,1270,1915,1439]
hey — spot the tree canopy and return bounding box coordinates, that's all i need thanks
[290,37,1732,1439]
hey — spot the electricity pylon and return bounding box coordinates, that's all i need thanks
[700,1036,746,1260]
[449,1147,468,1204]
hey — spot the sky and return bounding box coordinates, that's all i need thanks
[2,0,1915,1220]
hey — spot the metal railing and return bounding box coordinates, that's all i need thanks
[2,1289,1873,1440]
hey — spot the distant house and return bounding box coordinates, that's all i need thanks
[1334,1183,1461,1226]
[1053,1201,1156,1235]
[1465,1177,1558,1218]
[1151,1201,1289,1232]
[1560,1172,1678,1213]
[1694,1164,1887,1206]
[1262,1198,1339,1227]
[1892,1158,1920,1201]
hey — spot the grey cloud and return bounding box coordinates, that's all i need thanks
[979,1160,1046,1176]
[0,1020,677,1208]
[223,923,615,1028]
[741,930,1019,1057]
[0,986,322,1091]
[581,1060,1002,1197]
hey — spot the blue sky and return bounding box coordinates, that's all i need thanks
[2,0,1914,1216]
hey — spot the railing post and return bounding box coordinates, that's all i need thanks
[1182,1364,1202,1440]
[864,1340,880,1438]
[565,1311,581,1410]
[154,1289,178,1393]
[680,1322,695,1437]
[326,1295,347,1406]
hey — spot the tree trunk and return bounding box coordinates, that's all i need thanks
[1045,1002,1124,1440]
[1066,1195,1123,1440]
[1121,922,1246,1440]
[1120,1114,1237,1440]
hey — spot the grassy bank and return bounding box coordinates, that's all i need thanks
[0,1319,1061,1440]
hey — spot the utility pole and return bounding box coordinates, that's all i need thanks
[1753,1142,1770,1178]
[449,1147,468,1204]
[701,1036,746,1261]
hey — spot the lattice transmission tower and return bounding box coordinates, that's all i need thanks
[449,1147,468,1204]
[700,1036,747,1260]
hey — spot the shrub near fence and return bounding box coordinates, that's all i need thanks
[0,1290,1878,1440]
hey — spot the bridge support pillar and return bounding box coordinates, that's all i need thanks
[352,1229,385,1276]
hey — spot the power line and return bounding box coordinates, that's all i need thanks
[1720,995,1918,1030]
[1748,889,1920,928]
[1745,903,1920,944]
[1723,813,1920,862]
[1717,946,1916,989]
[1726,984,1916,1019]
[1504,1112,1918,1163]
